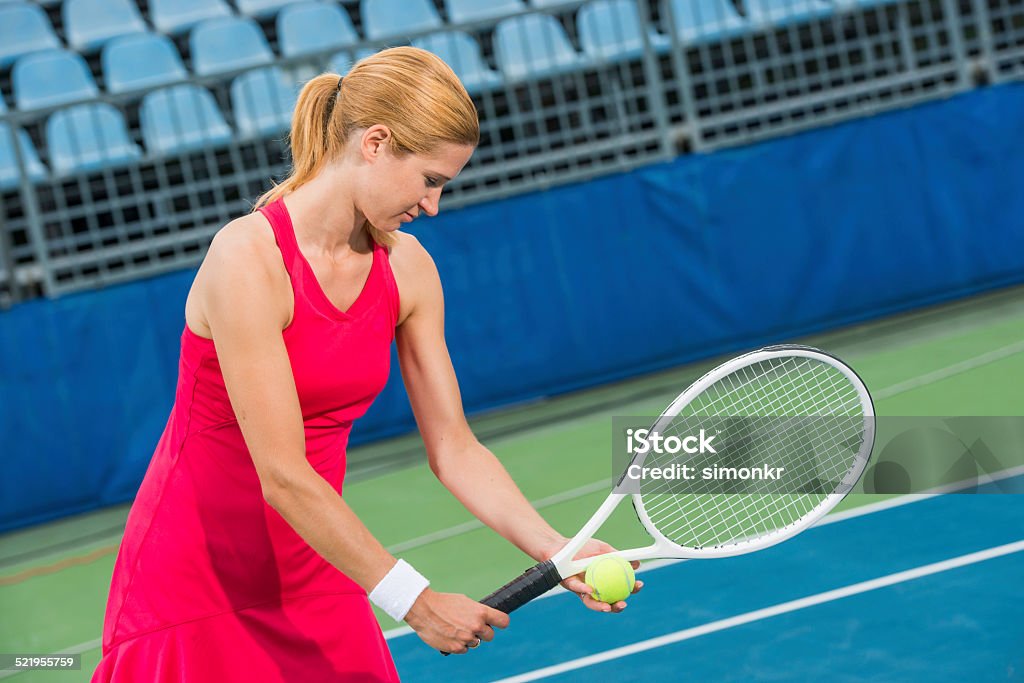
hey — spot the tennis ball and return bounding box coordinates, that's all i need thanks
[584,556,635,604]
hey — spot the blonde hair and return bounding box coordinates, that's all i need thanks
[255,47,480,246]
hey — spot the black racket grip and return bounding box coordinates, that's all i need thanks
[480,559,562,615]
[439,560,561,656]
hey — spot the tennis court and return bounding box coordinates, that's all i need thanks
[2,283,1021,681]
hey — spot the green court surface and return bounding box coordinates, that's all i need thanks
[1,284,1022,681]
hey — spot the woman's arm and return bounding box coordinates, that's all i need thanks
[393,235,569,562]
[196,218,506,651]
[393,236,641,612]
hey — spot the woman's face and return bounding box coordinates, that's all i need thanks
[356,127,474,232]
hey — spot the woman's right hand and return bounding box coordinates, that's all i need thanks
[404,588,510,654]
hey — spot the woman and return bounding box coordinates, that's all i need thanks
[93,47,639,682]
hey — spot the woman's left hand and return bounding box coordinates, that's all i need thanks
[538,537,643,613]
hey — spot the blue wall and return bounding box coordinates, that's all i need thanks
[2,84,1023,531]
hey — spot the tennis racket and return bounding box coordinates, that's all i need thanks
[480,344,874,616]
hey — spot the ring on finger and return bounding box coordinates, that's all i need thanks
[469,638,481,649]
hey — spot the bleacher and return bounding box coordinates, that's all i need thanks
[0,0,1021,303]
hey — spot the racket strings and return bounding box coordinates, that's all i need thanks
[638,356,867,550]
[650,363,861,545]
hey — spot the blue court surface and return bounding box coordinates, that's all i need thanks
[389,479,1024,682]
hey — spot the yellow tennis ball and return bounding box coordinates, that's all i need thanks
[584,556,635,604]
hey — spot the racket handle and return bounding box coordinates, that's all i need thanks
[480,559,562,614]
[439,560,562,656]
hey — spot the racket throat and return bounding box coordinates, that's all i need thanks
[550,493,627,569]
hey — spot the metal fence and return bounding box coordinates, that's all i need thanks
[0,0,1021,304]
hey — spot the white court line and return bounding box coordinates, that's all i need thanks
[873,339,1024,400]
[491,539,1024,683]
[385,481,609,554]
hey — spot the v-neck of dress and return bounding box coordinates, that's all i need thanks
[278,199,378,322]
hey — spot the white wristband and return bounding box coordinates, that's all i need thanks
[368,559,430,622]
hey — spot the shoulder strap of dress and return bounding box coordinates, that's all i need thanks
[373,240,401,327]
[257,198,302,278]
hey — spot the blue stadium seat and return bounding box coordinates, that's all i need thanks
[63,0,147,52]
[412,31,502,93]
[0,124,47,190]
[745,0,833,26]
[494,14,583,80]
[445,0,526,24]
[149,0,232,35]
[140,85,233,155]
[231,67,296,138]
[13,50,100,110]
[235,0,304,19]
[103,32,188,94]
[664,0,748,43]
[329,51,353,75]
[0,2,61,68]
[277,1,360,59]
[361,0,442,40]
[577,0,670,61]
[191,17,274,77]
[46,103,142,174]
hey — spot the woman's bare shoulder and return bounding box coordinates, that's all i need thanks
[187,211,292,335]
[388,230,435,278]
[388,231,442,325]
[208,212,280,266]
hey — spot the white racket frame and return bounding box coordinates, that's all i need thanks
[549,346,875,577]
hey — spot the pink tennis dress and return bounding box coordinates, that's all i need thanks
[93,199,402,682]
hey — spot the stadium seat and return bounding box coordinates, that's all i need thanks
[140,85,233,155]
[0,2,61,68]
[494,14,583,80]
[445,0,526,24]
[361,0,442,40]
[231,67,296,137]
[63,0,147,52]
[149,0,232,35]
[46,103,142,174]
[277,1,360,59]
[235,0,304,19]
[190,17,274,77]
[745,0,833,26]
[412,31,502,93]
[13,50,100,110]
[103,32,188,94]
[577,0,670,61]
[663,0,748,43]
[0,124,47,190]
[328,51,353,75]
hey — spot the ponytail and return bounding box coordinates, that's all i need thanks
[254,74,342,209]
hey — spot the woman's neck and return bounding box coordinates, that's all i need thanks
[284,166,372,259]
